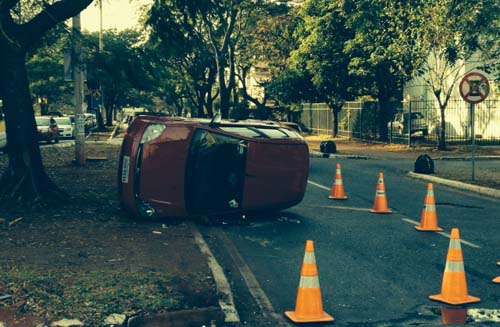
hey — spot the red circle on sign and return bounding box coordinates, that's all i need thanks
[459,72,490,104]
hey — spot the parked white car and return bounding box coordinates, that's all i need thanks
[54,116,74,138]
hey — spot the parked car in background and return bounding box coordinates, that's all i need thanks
[47,111,64,117]
[119,116,309,219]
[119,107,148,131]
[54,116,74,138]
[388,112,429,137]
[35,116,59,143]
[0,111,6,151]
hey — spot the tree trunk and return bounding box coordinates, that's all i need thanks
[0,47,65,206]
[95,106,106,131]
[197,91,206,118]
[438,105,447,150]
[377,97,391,142]
[220,87,230,119]
[105,104,114,126]
[329,103,342,137]
[205,88,214,118]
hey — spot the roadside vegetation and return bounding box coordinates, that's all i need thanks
[0,144,217,324]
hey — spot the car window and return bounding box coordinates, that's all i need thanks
[254,127,291,139]
[55,117,71,125]
[186,129,246,214]
[35,117,50,126]
[219,127,261,138]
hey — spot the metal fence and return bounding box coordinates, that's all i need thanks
[299,99,500,146]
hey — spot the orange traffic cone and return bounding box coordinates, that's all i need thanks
[285,240,334,323]
[429,228,480,305]
[329,163,348,200]
[370,172,392,214]
[415,183,443,232]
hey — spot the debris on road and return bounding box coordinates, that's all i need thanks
[8,217,23,227]
[468,309,500,323]
[0,294,12,302]
[86,156,108,161]
[104,313,127,326]
[51,319,84,327]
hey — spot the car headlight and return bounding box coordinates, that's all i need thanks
[140,124,166,144]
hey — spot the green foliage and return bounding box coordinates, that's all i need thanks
[27,33,73,110]
[342,0,426,100]
[83,29,156,111]
[291,0,357,107]
[266,68,317,105]
[417,0,498,105]
[0,267,181,325]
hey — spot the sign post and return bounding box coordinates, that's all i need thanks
[459,72,490,182]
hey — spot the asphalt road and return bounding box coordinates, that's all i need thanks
[199,157,500,326]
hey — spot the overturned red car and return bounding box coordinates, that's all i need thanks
[118,115,309,219]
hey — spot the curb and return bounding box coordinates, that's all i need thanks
[434,155,500,161]
[407,171,500,199]
[310,151,369,160]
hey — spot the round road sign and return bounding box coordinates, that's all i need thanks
[459,72,490,104]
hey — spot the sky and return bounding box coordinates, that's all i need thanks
[80,0,151,32]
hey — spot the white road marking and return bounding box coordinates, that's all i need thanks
[189,223,240,323]
[437,230,481,249]
[216,230,291,326]
[308,180,331,191]
[308,179,481,249]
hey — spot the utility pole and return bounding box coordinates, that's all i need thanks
[97,0,106,128]
[99,0,103,52]
[73,14,86,165]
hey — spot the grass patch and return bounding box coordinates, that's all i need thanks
[0,267,182,326]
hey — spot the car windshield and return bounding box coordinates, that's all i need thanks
[55,117,71,125]
[35,117,50,126]
[186,129,246,214]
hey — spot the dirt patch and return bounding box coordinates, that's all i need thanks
[0,144,217,326]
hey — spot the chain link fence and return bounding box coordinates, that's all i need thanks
[298,99,500,145]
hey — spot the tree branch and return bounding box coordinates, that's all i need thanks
[20,0,93,47]
[0,0,20,12]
